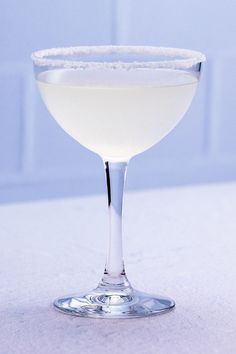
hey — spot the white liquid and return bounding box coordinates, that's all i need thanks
[37,68,198,161]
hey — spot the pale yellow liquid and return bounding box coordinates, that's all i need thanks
[37,69,198,161]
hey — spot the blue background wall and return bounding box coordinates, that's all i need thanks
[0,0,236,203]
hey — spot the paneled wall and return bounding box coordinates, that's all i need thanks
[0,0,236,203]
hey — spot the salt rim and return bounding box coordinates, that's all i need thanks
[31,45,206,70]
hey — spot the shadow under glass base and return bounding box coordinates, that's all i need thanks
[53,280,175,318]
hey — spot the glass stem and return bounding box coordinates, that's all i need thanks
[99,161,130,289]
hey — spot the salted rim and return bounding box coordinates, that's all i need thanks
[31,45,206,70]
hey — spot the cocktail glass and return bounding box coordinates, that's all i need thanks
[32,46,205,318]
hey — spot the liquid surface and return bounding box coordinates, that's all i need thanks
[37,69,198,160]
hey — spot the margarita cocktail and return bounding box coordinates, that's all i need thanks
[32,46,205,318]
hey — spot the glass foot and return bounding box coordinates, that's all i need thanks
[54,286,175,318]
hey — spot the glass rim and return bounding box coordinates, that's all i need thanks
[31,45,206,70]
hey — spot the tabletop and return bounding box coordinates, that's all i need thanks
[0,182,235,354]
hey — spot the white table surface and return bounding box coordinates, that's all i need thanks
[0,182,236,354]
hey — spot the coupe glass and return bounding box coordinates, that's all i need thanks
[31,46,205,318]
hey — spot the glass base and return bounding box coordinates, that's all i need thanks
[54,284,175,318]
